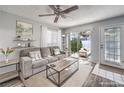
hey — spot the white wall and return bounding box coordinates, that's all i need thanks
[0,11,62,74]
[64,15,124,64]
[0,11,42,62]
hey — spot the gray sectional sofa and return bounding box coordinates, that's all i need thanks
[20,46,66,79]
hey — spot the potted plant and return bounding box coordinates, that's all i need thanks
[1,48,15,63]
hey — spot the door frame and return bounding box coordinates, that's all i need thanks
[100,23,124,69]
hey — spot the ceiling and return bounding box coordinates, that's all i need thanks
[1,5,124,28]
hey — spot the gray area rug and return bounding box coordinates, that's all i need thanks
[24,62,93,87]
[82,73,124,87]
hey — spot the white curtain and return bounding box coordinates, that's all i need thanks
[47,28,58,46]
[40,26,61,48]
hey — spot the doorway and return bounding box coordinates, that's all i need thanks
[67,31,91,59]
[100,25,122,68]
[79,31,91,59]
[68,32,80,57]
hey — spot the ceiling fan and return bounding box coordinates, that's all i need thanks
[38,5,79,23]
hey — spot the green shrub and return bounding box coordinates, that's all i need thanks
[70,38,82,53]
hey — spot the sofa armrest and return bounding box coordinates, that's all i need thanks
[79,51,87,57]
[20,57,32,79]
[60,51,66,54]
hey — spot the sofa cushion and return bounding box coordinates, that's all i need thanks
[50,46,60,56]
[53,48,60,55]
[79,48,91,57]
[32,59,48,68]
[44,56,58,63]
[41,47,51,57]
[29,51,42,61]
[55,54,66,60]
[20,47,41,57]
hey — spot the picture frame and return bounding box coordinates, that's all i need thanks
[16,21,33,36]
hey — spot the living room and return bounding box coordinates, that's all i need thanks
[0,3,124,88]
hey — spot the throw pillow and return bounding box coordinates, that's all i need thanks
[29,52,36,61]
[35,51,42,60]
[84,48,88,51]
[29,51,42,61]
[53,48,60,55]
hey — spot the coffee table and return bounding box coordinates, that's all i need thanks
[46,57,79,86]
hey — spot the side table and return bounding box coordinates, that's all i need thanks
[0,59,19,83]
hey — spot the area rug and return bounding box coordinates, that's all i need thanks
[82,73,124,87]
[83,64,124,87]
[24,61,94,87]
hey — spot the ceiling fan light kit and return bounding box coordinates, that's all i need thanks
[38,5,79,23]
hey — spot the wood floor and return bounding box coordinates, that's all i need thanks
[0,59,94,87]
[24,60,94,87]
[1,59,124,87]
[0,78,24,87]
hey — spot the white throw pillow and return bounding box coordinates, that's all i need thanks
[29,52,36,61]
[35,51,42,60]
[54,48,60,55]
[29,51,42,61]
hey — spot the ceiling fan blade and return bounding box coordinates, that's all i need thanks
[49,5,58,12]
[54,15,59,23]
[62,5,79,14]
[38,14,55,17]
[61,14,66,18]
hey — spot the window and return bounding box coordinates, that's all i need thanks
[105,27,120,63]
[47,28,58,46]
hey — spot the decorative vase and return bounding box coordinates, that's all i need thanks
[5,56,9,63]
[1,48,14,63]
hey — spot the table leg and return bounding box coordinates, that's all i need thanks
[46,66,48,78]
[58,72,60,87]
